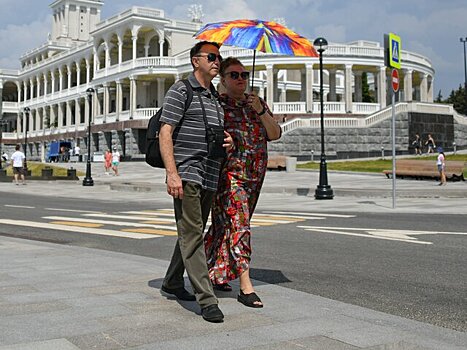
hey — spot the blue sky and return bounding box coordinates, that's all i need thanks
[0,0,466,98]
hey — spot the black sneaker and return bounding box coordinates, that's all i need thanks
[201,304,224,323]
[161,285,196,301]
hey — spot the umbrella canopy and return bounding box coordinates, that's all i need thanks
[194,19,318,89]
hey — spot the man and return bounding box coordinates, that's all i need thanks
[1,151,8,166]
[159,41,232,323]
[11,144,26,185]
[74,145,80,161]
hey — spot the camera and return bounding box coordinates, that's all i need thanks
[207,127,226,159]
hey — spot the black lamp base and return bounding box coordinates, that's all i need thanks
[315,185,334,200]
[82,177,94,186]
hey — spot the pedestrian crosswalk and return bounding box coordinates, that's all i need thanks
[1,207,355,240]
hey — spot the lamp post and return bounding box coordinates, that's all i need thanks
[82,88,94,186]
[313,37,334,200]
[23,107,30,172]
[460,37,467,115]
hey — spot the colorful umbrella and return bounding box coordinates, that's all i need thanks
[194,19,318,89]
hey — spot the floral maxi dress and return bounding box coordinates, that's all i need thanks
[204,94,271,285]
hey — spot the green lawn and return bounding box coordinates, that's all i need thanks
[2,162,85,177]
[297,154,467,177]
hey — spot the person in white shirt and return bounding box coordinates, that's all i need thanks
[11,144,26,185]
[111,147,120,176]
[1,151,8,166]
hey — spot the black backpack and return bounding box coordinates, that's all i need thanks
[145,80,193,168]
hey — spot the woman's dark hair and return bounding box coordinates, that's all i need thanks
[189,41,220,67]
[219,57,244,77]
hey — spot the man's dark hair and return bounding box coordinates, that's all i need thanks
[190,41,220,67]
[15,144,20,151]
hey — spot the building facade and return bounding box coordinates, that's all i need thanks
[0,0,448,161]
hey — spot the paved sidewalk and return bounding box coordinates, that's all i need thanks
[0,236,466,350]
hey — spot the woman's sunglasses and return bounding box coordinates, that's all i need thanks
[195,53,223,62]
[226,71,250,80]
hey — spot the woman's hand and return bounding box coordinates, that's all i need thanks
[223,131,234,151]
[246,93,263,113]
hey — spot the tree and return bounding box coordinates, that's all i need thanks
[435,90,443,103]
[445,85,467,115]
[361,72,375,103]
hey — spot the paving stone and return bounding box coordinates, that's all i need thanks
[0,338,80,350]
[364,341,433,350]
[0,301,70,316]
[242,335,360,349]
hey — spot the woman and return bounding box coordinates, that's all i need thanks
[425,134,436,154]
[437,147,446,185]
[104,149,112,175]
[204,57,281,308]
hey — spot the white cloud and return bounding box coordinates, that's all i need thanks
[0,17,50,69]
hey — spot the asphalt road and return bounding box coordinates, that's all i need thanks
[0,191,466,332]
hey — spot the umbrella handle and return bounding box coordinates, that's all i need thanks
[251,50,256,92]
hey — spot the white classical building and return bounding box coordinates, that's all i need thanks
[0,0,438,160]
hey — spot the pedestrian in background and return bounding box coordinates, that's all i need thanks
[437,147,446,186]
[425,134,436,154]
[111,147,120,176]
[104,149,112,175]
[11,144,26,185]
[1,151,8,167]
[412,133,422,155]
[204,57,281,308]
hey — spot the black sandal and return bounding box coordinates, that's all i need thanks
[213,283,233,292]
[237,290,263,308]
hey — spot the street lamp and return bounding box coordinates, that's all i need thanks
[82,88,94,186]
[23,107,30,172]
[460,37,467,115]
[313,37,334,200]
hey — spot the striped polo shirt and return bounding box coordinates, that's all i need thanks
[160,73,224,192]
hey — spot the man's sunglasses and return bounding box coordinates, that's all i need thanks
[195,53,223,62]
[226,71,250,80]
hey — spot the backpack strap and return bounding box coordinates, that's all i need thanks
[180,79,193,113]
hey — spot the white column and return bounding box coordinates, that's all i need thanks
[59,68,64,92]
[93,48,99,72]
[305,64,313,112]
[328,69,337,101]
[66,101,72,126]
[36,77,41,98]
[159,39,164,56]
[344,65,353,113]
[144,45,150,57]
[280,84,287,102]
[51,74,55,96]
[157,78,165,108]
[273,69,279,103]
[67,66,72,90]
[63,4,69,37]
[116,80,122,119]
[129,76,137,116]
[50,105,56,128]
[84,94,90,126]
[266,65,274,105]
[403,69,413,102]
[427,76,434,103]
[132,36,138,60]
[75,99,81,124]
[86,60,90,84]
[104,42,110,69]
[23,82,27,102]
[377,66,387,108]
[420,73,428,102]
[103,83,109,116]
[17,112,22,133]
[76,66,81,87]
[118,38,123,65]
[35,109,41,130]
[29,79,34,99]
[58,103,64,128]
[43,74,48,96]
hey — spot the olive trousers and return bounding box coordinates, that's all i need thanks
[162,182,217,308]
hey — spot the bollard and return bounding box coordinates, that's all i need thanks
[381,146,385,160]
[311,150,314,162]
[285,157,297,173]
[453,142,457,154]
[41,167,53,179]
[67,167,77,180]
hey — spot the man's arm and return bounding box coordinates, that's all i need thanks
[159,123,183,199]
